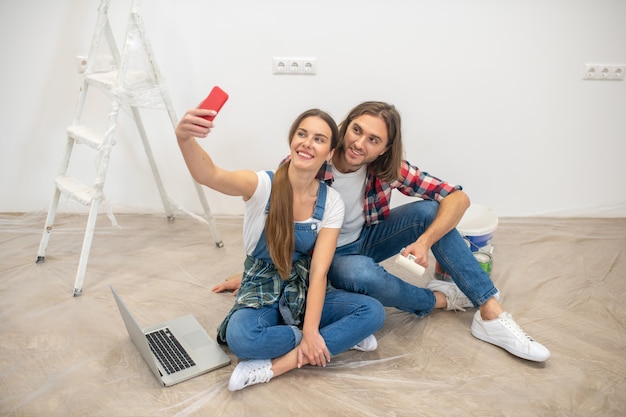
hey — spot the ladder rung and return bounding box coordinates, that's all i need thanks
[86,70,164,107]
[67,125,106,149]
[55,175,97,205]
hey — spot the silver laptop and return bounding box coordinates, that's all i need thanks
[111,285,231,386]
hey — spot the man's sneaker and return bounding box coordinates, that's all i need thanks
[426,279,500,311]
[426,280,474,311]
[471,310,551,362]
[228,359,274,391]
[350,334,378,352]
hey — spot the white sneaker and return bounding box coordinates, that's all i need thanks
[426,280,500,311]
[350,334,378,352]
[471,311,551,362]
[426,280,473,311]
[228,359,274,391]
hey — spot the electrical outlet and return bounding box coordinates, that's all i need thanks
[582,64,625,81]
[273,57,317,75]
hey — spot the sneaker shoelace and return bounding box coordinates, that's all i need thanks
[446,291,467,312]
[243,363,273,387]
[500,313,535,342]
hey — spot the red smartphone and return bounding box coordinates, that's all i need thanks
[198,86,229,121]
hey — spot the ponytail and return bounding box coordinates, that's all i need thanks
[265,161,294,280]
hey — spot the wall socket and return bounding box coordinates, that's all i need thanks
[273,57,317,75]
[582,64,625,81]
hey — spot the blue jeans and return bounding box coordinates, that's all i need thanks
[225,289,385,360]
[328,200,499,317]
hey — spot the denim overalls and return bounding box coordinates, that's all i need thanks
[250,171,327,263]
[218,171,385,360]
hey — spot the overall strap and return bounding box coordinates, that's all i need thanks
[265,171,326,221]
[264,170,274,214]
[312,181,327,221]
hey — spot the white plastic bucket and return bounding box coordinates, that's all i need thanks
[456,204,498,253]
[434,204,498,281]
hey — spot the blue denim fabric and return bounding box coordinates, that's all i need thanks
[329,200,499,317]
[223,175,385,360]
[225,289,385,359]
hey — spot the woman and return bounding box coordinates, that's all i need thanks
[175,106,385,391]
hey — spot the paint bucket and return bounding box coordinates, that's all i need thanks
[435,251,493,280]
[474,251,493,275]
[434,262,452,282]
[456,204,498,253]
[434,204,497,280]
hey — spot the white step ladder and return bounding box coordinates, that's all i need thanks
[36,0,223,297]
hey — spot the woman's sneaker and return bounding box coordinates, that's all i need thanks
[228,359,274,391]
[471,311,550,362]
[350,334,378,352]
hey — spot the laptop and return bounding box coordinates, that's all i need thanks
[110,285,231,386]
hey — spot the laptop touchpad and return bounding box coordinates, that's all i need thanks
[183,330,209,350]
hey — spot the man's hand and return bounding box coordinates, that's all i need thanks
[401,243,430,270]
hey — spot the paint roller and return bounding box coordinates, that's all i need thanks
[394,250,426,276]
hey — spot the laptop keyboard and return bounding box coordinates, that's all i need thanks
[145,328,196,375]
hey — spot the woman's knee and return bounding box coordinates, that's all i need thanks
[225,320,258,356]
[363,297,386,331]
[225,308,271,356]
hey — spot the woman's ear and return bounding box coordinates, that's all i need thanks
[326,149,335,162]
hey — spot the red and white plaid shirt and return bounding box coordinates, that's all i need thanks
[317,159,462,225]
[281,156,462,226]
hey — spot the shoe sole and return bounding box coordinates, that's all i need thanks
[471,327,549,362]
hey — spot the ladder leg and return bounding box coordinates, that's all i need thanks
[193,182,224,247]
[37,137,76,262]
[72,101,119,296]
[72,198,102,296]
[36,187,62,263]
[130,106,174,221]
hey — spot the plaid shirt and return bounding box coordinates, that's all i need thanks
[217,256,312,344]
[317,159,462,225]
[217,240,333,345]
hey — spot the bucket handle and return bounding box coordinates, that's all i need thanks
[463,236,492,256]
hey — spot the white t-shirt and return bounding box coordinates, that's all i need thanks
[330,163,367,247]
[242,171,345,255]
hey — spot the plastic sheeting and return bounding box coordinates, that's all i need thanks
[1,212,625,416]
[84,0,168,110]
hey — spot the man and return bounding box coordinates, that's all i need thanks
[215,101,550,362]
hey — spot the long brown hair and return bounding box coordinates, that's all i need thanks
[265,109,339,280]
[337,101,403,183]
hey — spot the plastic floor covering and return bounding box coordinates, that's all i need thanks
[1,212,625,417]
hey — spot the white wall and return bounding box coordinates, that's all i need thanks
[1,0,625,218]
